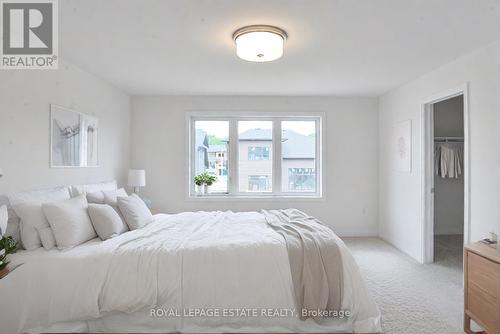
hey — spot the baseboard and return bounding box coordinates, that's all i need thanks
[335,229,379,238]
[378,234,423,263]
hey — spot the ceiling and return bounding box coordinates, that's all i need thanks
[60,0,500,96]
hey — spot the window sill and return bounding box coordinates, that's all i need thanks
[187,194,325,202]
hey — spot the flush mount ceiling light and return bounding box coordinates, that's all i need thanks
[233,25,287,62]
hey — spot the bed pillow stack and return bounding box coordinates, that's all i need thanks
[87,189,153,233]
[67,182,131,242]
[8,182,154,250]
[74,187,154,238]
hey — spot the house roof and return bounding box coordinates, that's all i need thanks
[281,130,315,159]
[201,129,314,158]
[237,129,315,159]
[195,129,209,149]
[238,128,273,141]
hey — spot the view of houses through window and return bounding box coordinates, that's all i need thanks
[238,121,273,192]
[281,121,316,192]
[194,121,229,193]
[192,117,319,196]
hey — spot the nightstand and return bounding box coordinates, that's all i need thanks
[0,263,22,279]
[464,242,500,334]
[0,266,10,279]
[150,209,160,215]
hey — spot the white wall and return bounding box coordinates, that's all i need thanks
[379,40,500,261]
[0,60,131,195]
[131,96,379,236]
[433,96,464,235]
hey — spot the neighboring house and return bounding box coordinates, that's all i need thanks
[195,134,228,193]
[194,129,209,175]
[238,129,273,192]
[281,130,316,192]
[238,128,316,192]
[208,144,227,176]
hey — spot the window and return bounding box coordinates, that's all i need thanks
[248,147,270,160]
[238,121,273,192]
[193,120,229,193]
[190,114,322,198]
[248,175,271,191]
[281,120,317,193]
[288,168,315,191]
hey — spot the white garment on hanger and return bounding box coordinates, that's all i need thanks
[435,143,463,178]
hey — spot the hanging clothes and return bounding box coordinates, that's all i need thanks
[435,143,463,178]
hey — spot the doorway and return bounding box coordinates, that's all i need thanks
[433,95,464,266]
[421,84,470,264]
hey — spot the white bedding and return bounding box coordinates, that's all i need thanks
[0,211,381,333]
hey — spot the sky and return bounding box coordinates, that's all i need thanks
[196,120,315,138]
[196,121,229,138]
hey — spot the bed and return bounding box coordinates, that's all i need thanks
[0,210,381,333]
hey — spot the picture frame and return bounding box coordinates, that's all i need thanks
[50,104,99,168]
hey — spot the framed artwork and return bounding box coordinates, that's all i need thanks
[393,120,412,173]
[50,104,99,167]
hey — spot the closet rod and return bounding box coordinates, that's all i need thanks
[434,136,464,142]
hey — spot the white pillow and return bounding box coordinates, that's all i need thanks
[71,180,117,197]
[117,194,153,230]
[0,205,7,237]
[88,204,128,240]
[9,187,71,250]
[103,188,127,204]
[103,188,128,221]
[86,191,105,204]
[42,195,97,249]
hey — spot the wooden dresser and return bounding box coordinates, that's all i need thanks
[464,242,500,334]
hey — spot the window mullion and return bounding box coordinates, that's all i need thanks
[316,118,322,197]
[189,118,195,197]
[228,119,238,195]
[272,119,282,195]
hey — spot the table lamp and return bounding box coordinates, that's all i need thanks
[128,169,145,194]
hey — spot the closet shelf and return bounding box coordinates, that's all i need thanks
[434,136,464,143]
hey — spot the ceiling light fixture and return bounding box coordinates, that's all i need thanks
[233,25,287,62]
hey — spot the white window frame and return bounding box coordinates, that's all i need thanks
[186,112,324,199]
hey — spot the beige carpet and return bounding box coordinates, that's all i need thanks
[344,236,464,334]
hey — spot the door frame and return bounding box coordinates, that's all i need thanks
[420,83,470,264]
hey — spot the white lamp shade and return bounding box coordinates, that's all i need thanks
[128,169,146,187]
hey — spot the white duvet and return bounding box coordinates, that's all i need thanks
[0,211,381,333]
